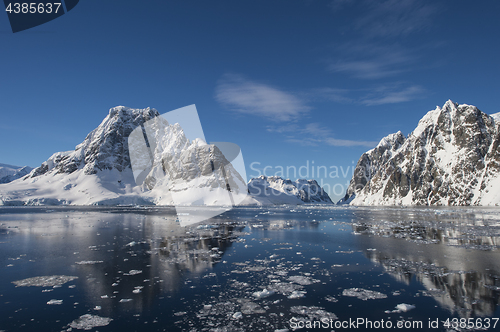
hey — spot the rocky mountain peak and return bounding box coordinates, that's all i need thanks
[30,107,160,178]
[341,100,500,206]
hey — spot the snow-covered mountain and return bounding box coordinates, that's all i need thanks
[0,106,247,206]
[0,106,328,207]
[0,164,33,183]
[341,100,500,206]
[248,175,333,205]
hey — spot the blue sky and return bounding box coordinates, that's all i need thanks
[1,0,500,200]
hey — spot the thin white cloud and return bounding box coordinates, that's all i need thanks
[330,0,438,38]
[285,137,321,147]
[305,87,354,104]
[361,85,425,106]
[307,82,424,106]
[215,74,391,149]
[355,0,438,38]
[325,137,378,147]
[303,123,332,137]
[303,122,378,147]
[328,43,416,80]
[215,74,310,122]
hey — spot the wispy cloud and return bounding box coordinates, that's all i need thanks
[328,43,416,79]
[330,0,438,38]
[306,83,425,106]
[302,122,378,147]
[215,74,310,122]
[354,0,438,38]
[277,122,377,148]
[304,87,354,104]
[326,0,439,84]
[215,74,406,149]
[361,84,425,106]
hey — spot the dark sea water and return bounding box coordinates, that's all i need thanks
[1,206,500,332]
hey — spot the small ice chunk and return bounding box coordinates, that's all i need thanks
[124,270,142,276]
[253,289,275,299]
[239,300,266,314]
[290,306,338,320]
[67,314,113,330]
[119,298,133,303]
[13,275,78,287]
[94,306,101,311]
[288,290,306,299]
[75,261,103,265]
[232,311,243,319]
[47,299,63,305]
[288,275,318,285]
[385,303,416,313]
[342,288,387,301]
[325,295,338,303]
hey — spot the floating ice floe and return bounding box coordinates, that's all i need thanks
[124,270,142,276]
[12,275,78,287]
[385,303,416,313]
[232,311,243,319]
[47,299,63,305]
[119,298,133,303]
[342,288,388,300]
[252,289,275,299]
[325,295,338,302]
[75,260,104,265]
[267,282,303,297]
[290,306,338,320]
[288,275,319,285]
[238,299,266,314]
[288,290,306,299]
[66,314,113,330]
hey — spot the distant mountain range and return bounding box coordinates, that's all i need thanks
[0,164,33,184]
[340,100,500,206]
[0,106,331,206]
[5,100,497,207]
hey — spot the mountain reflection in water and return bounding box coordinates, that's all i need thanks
[0,206,499,331]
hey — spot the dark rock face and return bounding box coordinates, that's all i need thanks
[342,100,500,206]
[339,131,405,204]
[28,106,159,178]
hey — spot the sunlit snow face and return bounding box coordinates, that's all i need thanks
[128,104,248,226]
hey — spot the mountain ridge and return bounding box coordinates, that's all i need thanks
[0,106,330,206]
[341,100,500,206]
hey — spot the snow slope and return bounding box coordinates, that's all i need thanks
[343,100,500,206]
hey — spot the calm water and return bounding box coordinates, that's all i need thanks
[1,206,500,331]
